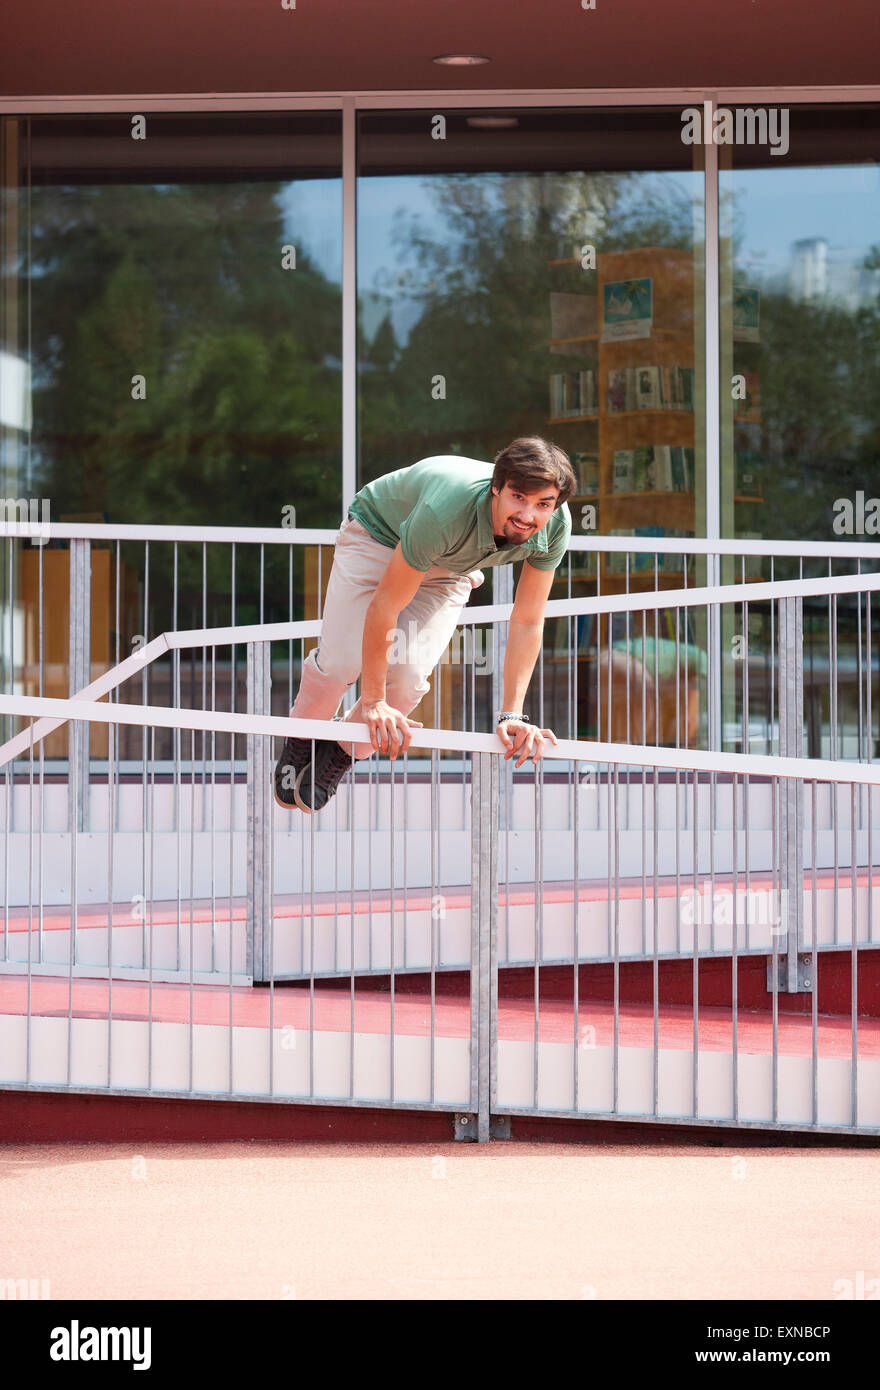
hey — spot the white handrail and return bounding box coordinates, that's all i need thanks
[0,522,339,545]
[1,692,879,785]
[2,519,880,561]
[0,569,877,770]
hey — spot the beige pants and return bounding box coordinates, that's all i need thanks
[290,515,483,757]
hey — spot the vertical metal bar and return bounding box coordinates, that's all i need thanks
[572,753,580,1111]
[307,744,316,1106]
[174,645,181,974]
[68,539,91,835]
[112,543,120,827]
[851,780,858,1128]
[771,773,780,1124]
[26,723,34,1082]
[612,762,620,1113]
[652,753,659,1117]
[141,543,149,973]
[692,764,699,1118]
[106,710,115,1088]
[533,760,543,1112]
[401,748,407,973]
[778,596,805,990]
[470,750,498,1141]
[37,538,44,958]
[188,723,196,1093]
[857,562,864,765]
[228,726,235,1094]
[731,771,739,1121]
[210,647,217,975]
[831,591,839,760]
[389,753,395,1103]
[811,778,819,1126]
[66,713,77,1087]
[202,543,208,832]
[348,740,356,1100]
[246,643,272,983]
[227,562,238,1083]
[429,728,438,1103]
[770,556,776,753]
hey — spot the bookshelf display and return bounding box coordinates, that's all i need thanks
[547,246,700,595]
[546,246,702,739]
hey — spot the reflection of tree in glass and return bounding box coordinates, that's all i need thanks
[30,182,342,533]
[745,242,880,544]
[358,170,697,486]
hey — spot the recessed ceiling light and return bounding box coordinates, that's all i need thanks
[466,116,519,129]
[432,54,490,66]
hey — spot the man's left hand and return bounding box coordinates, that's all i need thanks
[496,719,559,768]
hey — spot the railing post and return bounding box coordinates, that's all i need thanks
[68,539,90,833]
[492,567,513,835]
[458,749,502,1142]
[776,596,809,993]
[246,641,272,984]
[491,567,512,716]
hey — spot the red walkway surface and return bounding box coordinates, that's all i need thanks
[2,867,877,932]
[1,974,878,1057]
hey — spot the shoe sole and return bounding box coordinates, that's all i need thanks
[274,738,318,813]
[292,762,317,813]
[274,758,311,813]
[292,746,353,814]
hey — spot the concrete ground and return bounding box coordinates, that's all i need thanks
[1,1140,879,1300]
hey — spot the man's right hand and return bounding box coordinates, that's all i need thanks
[361,699,423,758]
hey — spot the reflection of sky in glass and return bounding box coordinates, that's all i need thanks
[356,170,701,347]
[275,161,880,333]
[723,164,880,301]
[278,179,343,286]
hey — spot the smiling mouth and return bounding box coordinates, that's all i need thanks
[511,521,532,532]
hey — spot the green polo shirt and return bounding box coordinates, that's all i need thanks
[348,456,571,575]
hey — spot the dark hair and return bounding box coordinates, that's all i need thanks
[492,436,576,509]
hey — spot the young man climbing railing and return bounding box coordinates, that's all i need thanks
[274,436,575,812]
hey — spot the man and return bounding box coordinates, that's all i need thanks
[275,435,575,813]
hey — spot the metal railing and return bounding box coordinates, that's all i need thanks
[2,523,879,772]
[0,552,879,1138]
[0,688,877,1137]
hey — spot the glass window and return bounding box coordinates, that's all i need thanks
[720,103,880,757]
[0,111,342,760]
[357,107,705,738]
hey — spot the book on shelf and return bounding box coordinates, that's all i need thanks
[601,277,653,342]
[606,365,694,413]
[549,369,597,417]
[632,525,666,571]
[735,452,763,498]
[549,292,598,342]
[635,365,662,411]
[612,446,695,493]
[606,528,635,573]
[572,451,599,493]
[609,526,695,574]
[548,612,598,656]
[607,368,629,412]
[612,450,634,492]
[736,372,761,420]
[733,286,760,343]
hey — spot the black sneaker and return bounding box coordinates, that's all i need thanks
[293,737,354,813]
[274,736,314,810]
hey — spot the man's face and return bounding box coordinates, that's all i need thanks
[490,480,560,542]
